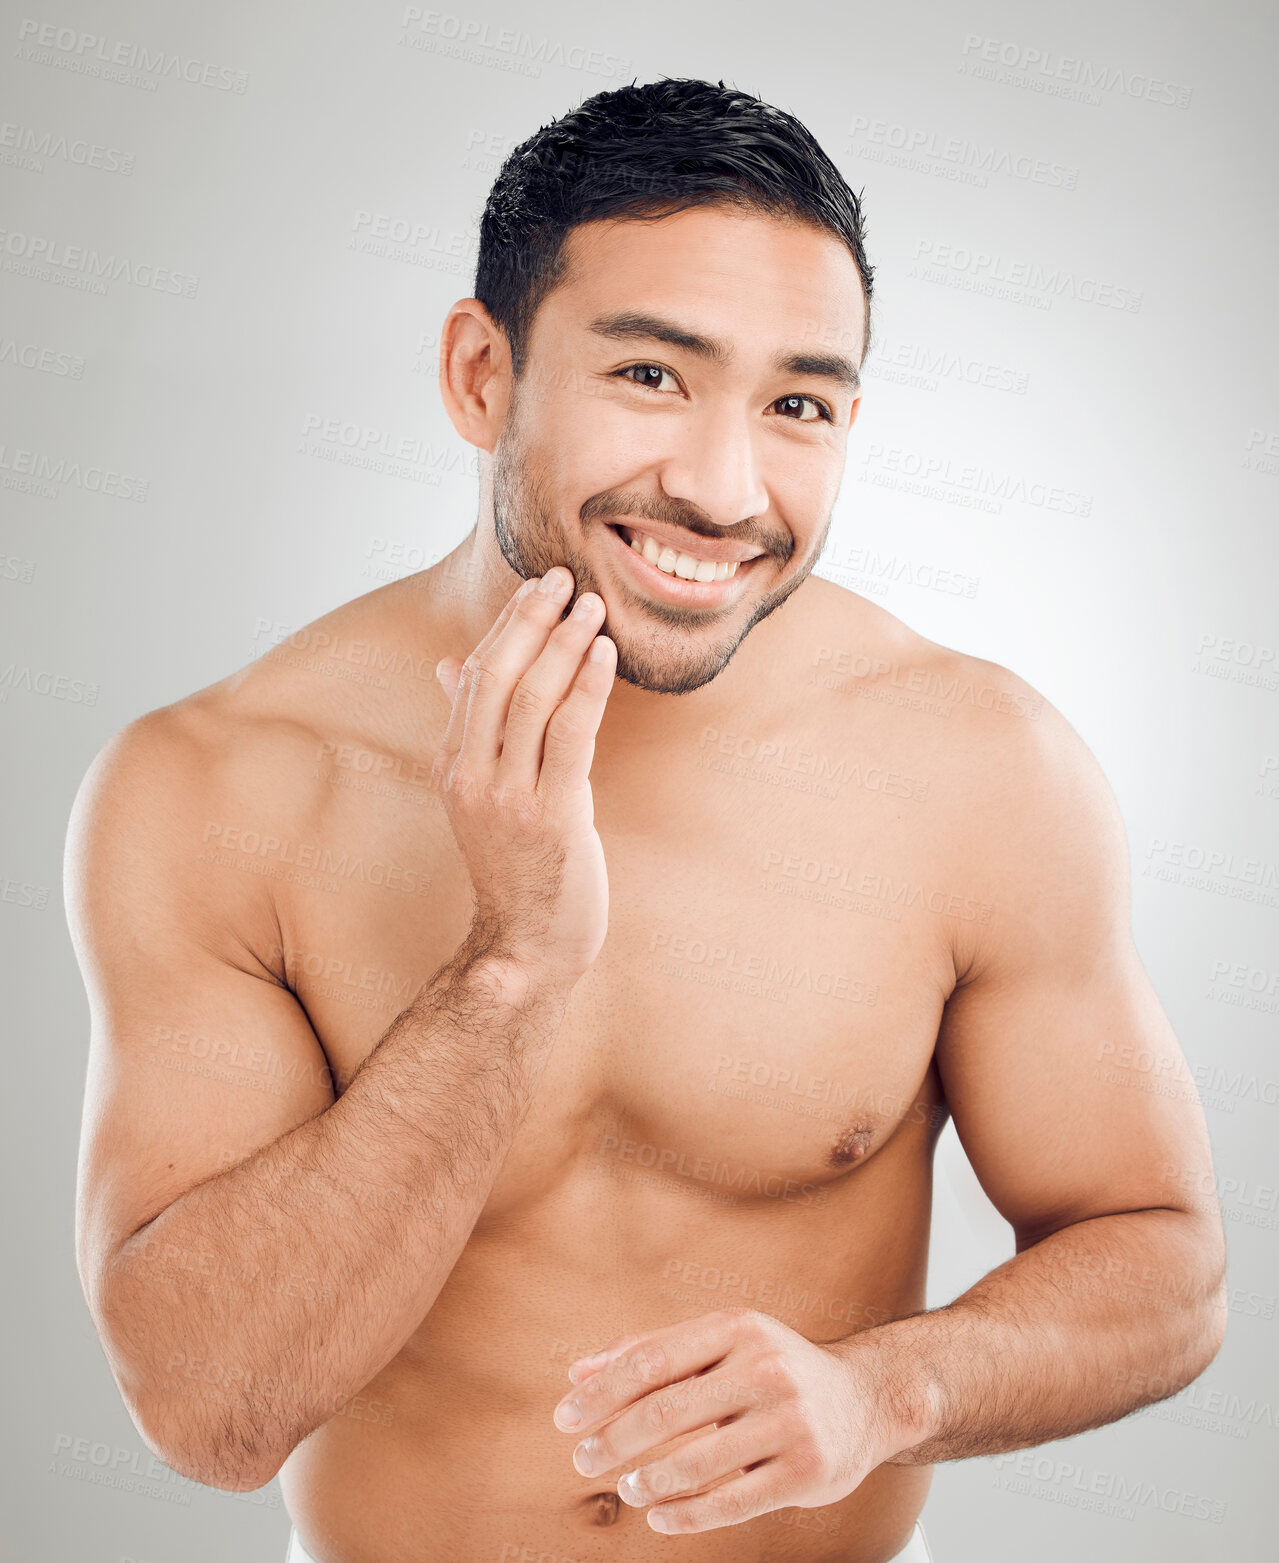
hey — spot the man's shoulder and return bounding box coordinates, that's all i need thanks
[804,573,1090,766]
[66,584,431,966]
[805,573,1125,882]
[118,575,437,785]
[64,685,326,975]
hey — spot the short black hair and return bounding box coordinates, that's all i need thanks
[473,76,874,381]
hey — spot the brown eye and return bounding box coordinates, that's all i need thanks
[775,394,831,423]
[620,363,674,391]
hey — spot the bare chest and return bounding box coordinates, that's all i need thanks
[273,722,961,1213]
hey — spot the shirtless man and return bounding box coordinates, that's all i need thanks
[66,79,1226,1563]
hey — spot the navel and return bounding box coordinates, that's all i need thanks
[587,1490,623,1526]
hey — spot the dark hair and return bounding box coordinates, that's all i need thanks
[473,77,874,380]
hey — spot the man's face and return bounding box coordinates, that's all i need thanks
[490,203,865,695]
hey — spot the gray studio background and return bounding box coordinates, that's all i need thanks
[2,0,1276,1559]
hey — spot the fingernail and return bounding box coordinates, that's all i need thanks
[538,567,569,596]
[555,1399,581,1429]
[572,593,599,618]
[518,577,538,598]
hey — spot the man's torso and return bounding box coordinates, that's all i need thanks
[174,559,1021,1562]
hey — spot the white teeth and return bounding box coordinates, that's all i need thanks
[626,529,742,582]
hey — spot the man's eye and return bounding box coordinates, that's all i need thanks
[774,394,832,424]
[616,363,677,392]
[614,367,831,424]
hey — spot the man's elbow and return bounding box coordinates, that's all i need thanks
[1161,1209,1229,1386]
[1186,1257,1229,1378]
[133,1389,285,1495]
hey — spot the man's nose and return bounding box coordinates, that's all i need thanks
[656,404,769,528]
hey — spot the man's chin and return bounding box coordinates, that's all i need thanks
[608,629,747,697]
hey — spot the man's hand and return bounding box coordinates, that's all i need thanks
[433,566,616,989]
[551,1309,917,1534]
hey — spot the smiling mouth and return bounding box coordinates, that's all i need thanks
[609,523,763,583]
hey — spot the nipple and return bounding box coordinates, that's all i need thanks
[829,1123,874,1167]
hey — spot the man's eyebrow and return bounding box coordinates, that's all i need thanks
[586,311,861,393]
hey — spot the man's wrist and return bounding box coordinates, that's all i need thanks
[461,952,575,1011]
[830,1317,946,1466]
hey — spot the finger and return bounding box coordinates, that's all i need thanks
[537,635,617,796]
[432,579,533,785]
[572,1365,760,1478]
[554,1312,733,1435]
[455,567,576,773]
[616,1418,777,1513]
[647,1461,782,1535]
[498,592,608,791]
[434,656,463,703]
[567,1333,645,1385]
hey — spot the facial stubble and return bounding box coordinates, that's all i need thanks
[490,386,828,696]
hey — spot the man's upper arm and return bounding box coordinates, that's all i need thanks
[934,687,1221,1252]
[65,710,337,1323]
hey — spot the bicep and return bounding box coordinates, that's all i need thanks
[936,934,1210,1246]
[67,717,336,1315]
[934,702,1217,1248]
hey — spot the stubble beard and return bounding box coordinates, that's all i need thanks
[490,389,827,696]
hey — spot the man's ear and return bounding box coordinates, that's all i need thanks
[438,299,512,453]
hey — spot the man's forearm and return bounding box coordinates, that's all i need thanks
[101,934,571,1490]
[834,1208,1228,1465]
